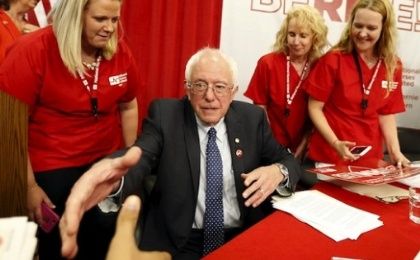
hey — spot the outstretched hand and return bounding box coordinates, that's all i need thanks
[60,146,142,259]
[106,195,171,260]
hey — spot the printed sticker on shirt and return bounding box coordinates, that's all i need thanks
[109,73,128,87]
[381,80,398,91]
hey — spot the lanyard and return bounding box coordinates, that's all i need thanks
[352,50,382,114]
[285,56,308,117]
[77,56,102,117]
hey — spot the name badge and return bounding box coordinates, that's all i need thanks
[381,80,398,91]
[109,73,128,86]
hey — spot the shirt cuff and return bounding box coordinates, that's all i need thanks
[274,164,292,197]
[97,177,124,213]
[274,163,289,186]
[108,177,124,198]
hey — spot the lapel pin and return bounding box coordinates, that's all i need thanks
[236,149,243,158]
[235,138,240,144]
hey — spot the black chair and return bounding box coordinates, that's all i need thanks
[397,127,420,161]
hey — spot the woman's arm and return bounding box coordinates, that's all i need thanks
[256,104,270,124]
[294,131,310,160]
[27,156,54,224]
[379,114,410,166]
[119,98,138,147]
[308,97,356,161]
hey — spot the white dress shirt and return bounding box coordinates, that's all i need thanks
[193,118,241,229]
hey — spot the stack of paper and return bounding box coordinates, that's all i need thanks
[272,190,383,241]
[0,217,38,260]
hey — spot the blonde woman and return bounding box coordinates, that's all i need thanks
[245,5,328,160]
[0,0,139,259]
[305,0,409,166]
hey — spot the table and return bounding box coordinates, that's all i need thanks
[204,182,420,260]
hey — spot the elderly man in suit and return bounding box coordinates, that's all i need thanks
[60,47,302,259]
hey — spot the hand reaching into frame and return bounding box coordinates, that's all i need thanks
[60,147,142,258]
[106,195,171,260]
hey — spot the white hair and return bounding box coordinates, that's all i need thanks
[185,47,239,86]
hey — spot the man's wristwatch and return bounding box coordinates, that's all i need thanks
[275,163,292,197]
[275,163,289,184]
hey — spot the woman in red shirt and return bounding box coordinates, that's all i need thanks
[305,0,409,166]
[0,0,139,259]
[245,5,328,160]
[0,0,39,63]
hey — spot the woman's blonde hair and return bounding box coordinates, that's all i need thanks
[333,0,398,83]
[52,0,121,76]
[273,5,329,64]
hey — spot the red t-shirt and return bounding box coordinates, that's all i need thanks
[305,50,405,164]
[0,10,21,63]
[245,52,311,152]
[0,26,139,171]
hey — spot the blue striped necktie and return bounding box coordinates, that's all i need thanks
[203,127,224,255]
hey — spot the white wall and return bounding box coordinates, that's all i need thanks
[220,0,420,129]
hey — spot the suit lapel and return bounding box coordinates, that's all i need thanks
[183,98,201,197]
[224,105,246,220]
[183,99,247,219]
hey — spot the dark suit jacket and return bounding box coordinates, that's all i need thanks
[122,97,301,254]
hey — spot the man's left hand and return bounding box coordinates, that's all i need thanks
[241,164,283,208]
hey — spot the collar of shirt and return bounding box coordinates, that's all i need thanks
[193,116,241,229]
[196,116,227,144]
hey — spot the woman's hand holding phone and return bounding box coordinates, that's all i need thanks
[349,145,372,157]
[40,202,60,233]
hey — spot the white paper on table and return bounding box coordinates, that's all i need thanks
[0,217,38,260]
[272,190,383,241]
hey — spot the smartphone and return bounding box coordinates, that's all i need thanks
[40,202,60,233]
[350,145,372,156]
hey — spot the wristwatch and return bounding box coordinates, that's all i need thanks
[275,163,289,184]
[274,163,292,197]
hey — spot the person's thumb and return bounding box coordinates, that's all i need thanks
[107,196,141,260]
[115,195,141,239]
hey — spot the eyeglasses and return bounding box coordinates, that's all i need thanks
[186,81,234,97]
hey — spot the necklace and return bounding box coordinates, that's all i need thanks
[82,60,99,70]
[285,56,309,117]
[362,55,378,66]
[77,55,102,117]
